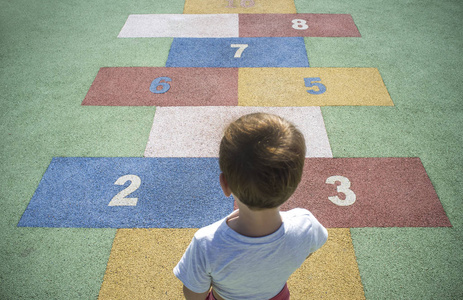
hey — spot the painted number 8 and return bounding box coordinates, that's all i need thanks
[150,77,172,94]
[292,19,309,30]
[325,176,356,206]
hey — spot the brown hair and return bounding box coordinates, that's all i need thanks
[219,113,306,210]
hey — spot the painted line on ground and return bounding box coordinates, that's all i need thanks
[118,14,359,38]
[144,106,333,158]
[98,228,364,299]
[83,68,391,107]
[82,67,238,106]
[239,14,361,37]
[165,37,310,67]
[17,157,234,228]
[17,157,449,228]
[238,68,394,106]
[118,14,239,38]
[183,0,297,14]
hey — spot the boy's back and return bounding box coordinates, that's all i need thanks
[174,208,327,299]
[174,113,328,299]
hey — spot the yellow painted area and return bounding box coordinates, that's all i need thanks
[239,68,394,106]
[183,0,296,14]
[98,228,197,300]
[99,228,364,299]
[288,228,366,299]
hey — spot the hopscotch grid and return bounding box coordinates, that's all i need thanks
[15,1,449,299]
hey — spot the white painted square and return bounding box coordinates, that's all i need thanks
[118,14,239,38]
[144,107,332,158]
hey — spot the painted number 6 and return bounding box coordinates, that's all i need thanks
[150,77,172,94]
[108,175,141,206]
[325,176,356,206]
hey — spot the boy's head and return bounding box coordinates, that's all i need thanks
[219,113,306,210]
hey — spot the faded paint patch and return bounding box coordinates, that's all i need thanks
[184,0,297,14]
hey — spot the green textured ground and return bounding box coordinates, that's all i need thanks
[1,0,462,299]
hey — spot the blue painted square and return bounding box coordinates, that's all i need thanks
[166,37,310,67]
[18,157,234,228]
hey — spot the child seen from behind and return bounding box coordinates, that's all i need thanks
[174,113,328,300]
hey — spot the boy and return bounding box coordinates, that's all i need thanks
[174,113,328,300]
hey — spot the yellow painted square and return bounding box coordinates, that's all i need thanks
[184,0,297,14]
[239,68,394,106]
[288,228,365,299]
[98,228,196,300]
[99,228,364,299]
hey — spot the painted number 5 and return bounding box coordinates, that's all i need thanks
[108,175,141,206]
[304,77,326,95]
[325,176,356,206]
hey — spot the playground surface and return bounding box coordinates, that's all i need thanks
[1,0,462,299]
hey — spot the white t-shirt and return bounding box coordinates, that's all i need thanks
[174,208,328,300]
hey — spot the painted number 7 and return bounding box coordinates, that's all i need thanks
[304,77,326,95]
[231,44,248,58]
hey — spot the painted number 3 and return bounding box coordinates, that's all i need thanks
[108,175,141,206]
[325,176,356,206]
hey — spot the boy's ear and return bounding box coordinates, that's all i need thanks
[220,173,232,197]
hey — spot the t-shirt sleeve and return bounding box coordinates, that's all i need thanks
[173,236,211,293]
[307,212,328,254]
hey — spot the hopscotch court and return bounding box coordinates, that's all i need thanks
[17,0,452,299]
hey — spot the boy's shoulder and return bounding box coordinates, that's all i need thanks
[283,207,312,216]
[282,208,326,235]
[281,208,316,222]
[193,217,226,242]
[193,208,318,238]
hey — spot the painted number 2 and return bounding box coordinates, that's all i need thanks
[150,77,172,94]
[231,44,248,58]
[325,176,356,206]
[108,175,141,206]
[304,77,326,95]
[226,0,255,8]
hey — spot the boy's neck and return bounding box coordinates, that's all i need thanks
[227,199,283,237]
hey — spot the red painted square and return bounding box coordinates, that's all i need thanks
[239,14,361,37]
[234,158,451,227]
[82,67,238,106]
